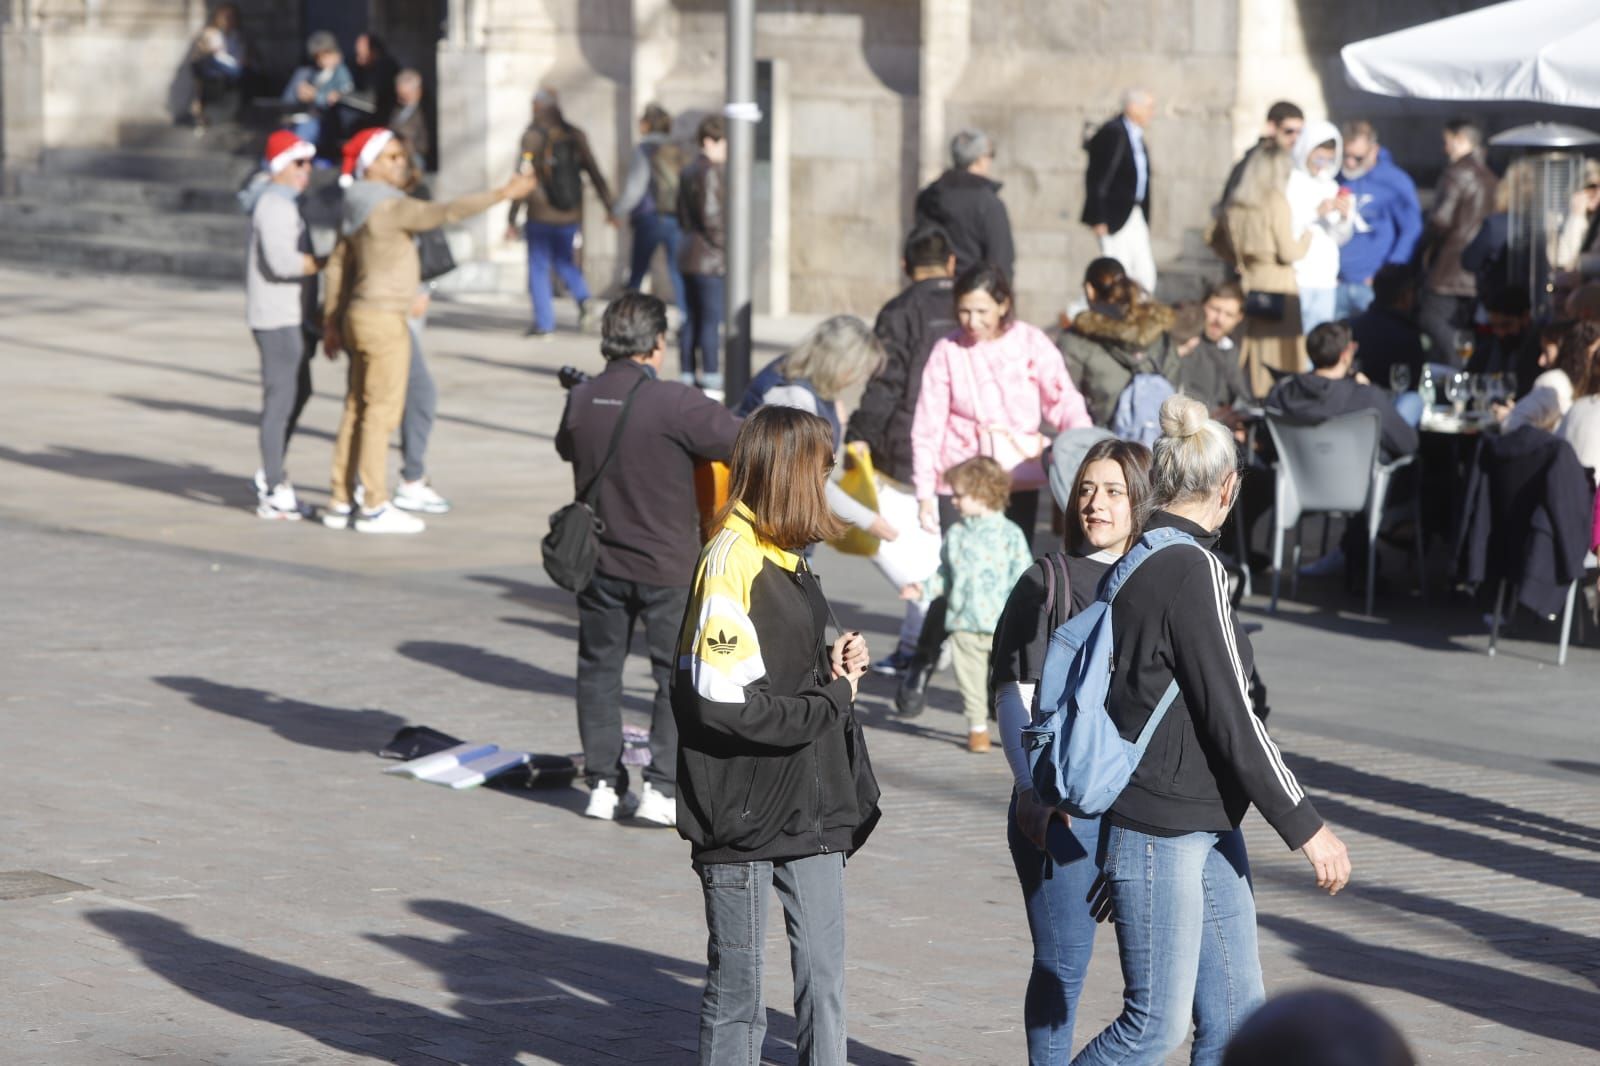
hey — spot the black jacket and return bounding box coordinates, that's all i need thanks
[1459,426,1595,618]
[672,509,880,864]
[991,550,1113,692]
[846,276,958,483]
[1107,514,1322,849]
[1350,306,1427,392]
[1265,372,1419,462]
[555,360,741,587]
[914,169,1015,279]
[1082,117,1150,232]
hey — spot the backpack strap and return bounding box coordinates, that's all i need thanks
[575,375,649,508]
[1041,551,1070,633]
[1099,526,1195,604]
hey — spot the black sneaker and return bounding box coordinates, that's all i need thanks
[895,655,935,718]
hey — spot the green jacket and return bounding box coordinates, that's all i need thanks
[925,511,1034,634]
[1057,301,1176,427]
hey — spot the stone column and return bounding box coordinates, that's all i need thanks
[918,0,970,186]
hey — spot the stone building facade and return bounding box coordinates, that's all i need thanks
[3,0,1529,320]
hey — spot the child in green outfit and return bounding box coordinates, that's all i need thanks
[901,456,1034,752]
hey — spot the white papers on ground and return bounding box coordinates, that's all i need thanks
[382,742,532,790]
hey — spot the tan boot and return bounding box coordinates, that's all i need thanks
[967,729,991,754]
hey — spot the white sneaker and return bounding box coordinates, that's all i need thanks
[321,502,353,530]
[634,783,677,827]
[393,479,452,515]
[353,505,425,535]
[584,781,639,821]
[256,482,308,521]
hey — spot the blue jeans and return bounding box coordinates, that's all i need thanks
[1299,286,1337,334]
[525,221,590,332]
[696,852,847,1066]
[681,272,725,385]
[1334,281,1374,321]
[1008,796,1101,1064]
[627,212,686,315]
[1071,826,1264,1066]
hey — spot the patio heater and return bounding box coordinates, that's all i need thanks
[1489,123,1600,319]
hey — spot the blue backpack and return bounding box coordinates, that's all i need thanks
[1110,372,1175,447]
[1021,526,1197,818]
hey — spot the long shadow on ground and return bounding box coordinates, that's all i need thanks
[396,640,575,700]
[1260,913,1600,1052]
[85,903,915,1065]
[0,445,255,509]
[153,676,406,754]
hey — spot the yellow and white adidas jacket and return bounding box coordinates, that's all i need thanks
[670,507,871,864]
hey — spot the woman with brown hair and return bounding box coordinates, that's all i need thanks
[671,404,881,1066]
[1225,144,1312,397]
[990,437,1153,1063]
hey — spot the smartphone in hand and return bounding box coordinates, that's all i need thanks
[1046,818,1087,866]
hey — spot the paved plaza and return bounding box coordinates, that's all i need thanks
[3,267,1599,1064]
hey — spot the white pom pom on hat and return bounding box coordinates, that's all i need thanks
[339,127,395,187]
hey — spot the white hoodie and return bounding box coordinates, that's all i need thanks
[1285,119,1351,290]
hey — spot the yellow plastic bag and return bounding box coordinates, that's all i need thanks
[829,442,881,556]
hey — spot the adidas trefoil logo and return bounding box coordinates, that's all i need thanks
[708,629,739,655]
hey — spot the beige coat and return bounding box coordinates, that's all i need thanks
[1226,193,1312,395]
[324,189,500,317]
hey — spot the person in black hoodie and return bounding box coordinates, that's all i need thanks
[914,129,1015,280]
[672,405,880,1066]
[1073,394,1351,1066]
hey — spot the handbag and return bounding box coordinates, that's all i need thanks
[541,376,647,592]
[1244,290,1285,322]
[956,345,1050,490]
[416,228,457,282]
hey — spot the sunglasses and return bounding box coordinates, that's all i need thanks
[290,158,312,169]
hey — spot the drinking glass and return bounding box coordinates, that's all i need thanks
[1443,373,1468,418]
[1503,371,1518,399]
[1470,373,1492,413]
[1454,330,1476,368]
[1389,364,1412,394]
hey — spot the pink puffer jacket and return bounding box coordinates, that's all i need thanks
[911,321,1091,499]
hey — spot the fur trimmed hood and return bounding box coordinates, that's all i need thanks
[1071,301,1175,351]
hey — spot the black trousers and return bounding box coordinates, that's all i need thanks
[575,573,688,794]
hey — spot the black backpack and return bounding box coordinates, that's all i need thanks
[647,140,685,215]
[542,130,586,212]
[542,377,646,592]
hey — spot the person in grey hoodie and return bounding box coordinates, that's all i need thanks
[246,130,323,520]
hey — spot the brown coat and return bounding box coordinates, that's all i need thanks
[678,154,726,276]
[324,189,501,317]
[508,121,612,227]
[1424,154,1498,297]
[1227,192,1311,396]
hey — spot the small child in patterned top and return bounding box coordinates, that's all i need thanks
[901,456,1034,752]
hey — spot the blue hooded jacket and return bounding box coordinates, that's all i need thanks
[1338,146,1423,284]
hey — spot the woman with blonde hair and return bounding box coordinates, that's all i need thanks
[738,314,898,540]
[1225,144,1312,397]
[1071,394,1350,1066]
[672,405,880,1066]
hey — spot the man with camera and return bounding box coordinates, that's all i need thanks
[555,293,742,824]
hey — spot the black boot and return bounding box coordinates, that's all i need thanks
[895,654,935,718]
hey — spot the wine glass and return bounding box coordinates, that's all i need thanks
[1389,364,1412,394]
[1454,330,1476,369]
[1470,373,1492,415]
[1503,371,1518,400]
[1443,372,1468,418]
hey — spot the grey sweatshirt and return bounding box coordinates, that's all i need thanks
[245,184,311,331]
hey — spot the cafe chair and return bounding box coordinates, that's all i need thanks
[1488,555,1596,666]
[1265,408,1425,617]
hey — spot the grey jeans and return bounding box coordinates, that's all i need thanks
[400,316,436,484]
[253,325,313,488]
[696,851,847,1066]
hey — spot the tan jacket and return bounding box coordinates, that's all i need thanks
[324,189,500,317]
[1226,193,1310,295]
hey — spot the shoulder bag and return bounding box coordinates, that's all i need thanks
[541,376,647,592]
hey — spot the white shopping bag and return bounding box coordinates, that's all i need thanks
[870,478,942,589]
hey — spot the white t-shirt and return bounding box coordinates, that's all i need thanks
[1560,395,1600,473]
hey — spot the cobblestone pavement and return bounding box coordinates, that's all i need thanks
[2,269,1599,1064]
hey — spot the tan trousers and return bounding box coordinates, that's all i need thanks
[948,630,993,731]
[330,307,411,509]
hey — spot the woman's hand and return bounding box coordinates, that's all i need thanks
[830,632,870,700]
[868,514,899,542]
[918,498,938,534]
[1013,787,1058,850]
[1300,825,1351,895]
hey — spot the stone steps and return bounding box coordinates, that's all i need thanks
[0,198,246,247]
[12,170,244,214]
[40,145,259,186]
[0,228,243,281]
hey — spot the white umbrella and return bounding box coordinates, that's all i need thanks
[1341,0,1600,108]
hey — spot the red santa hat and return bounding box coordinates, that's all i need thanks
[339,127,395,187]
[264,130,315,175]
